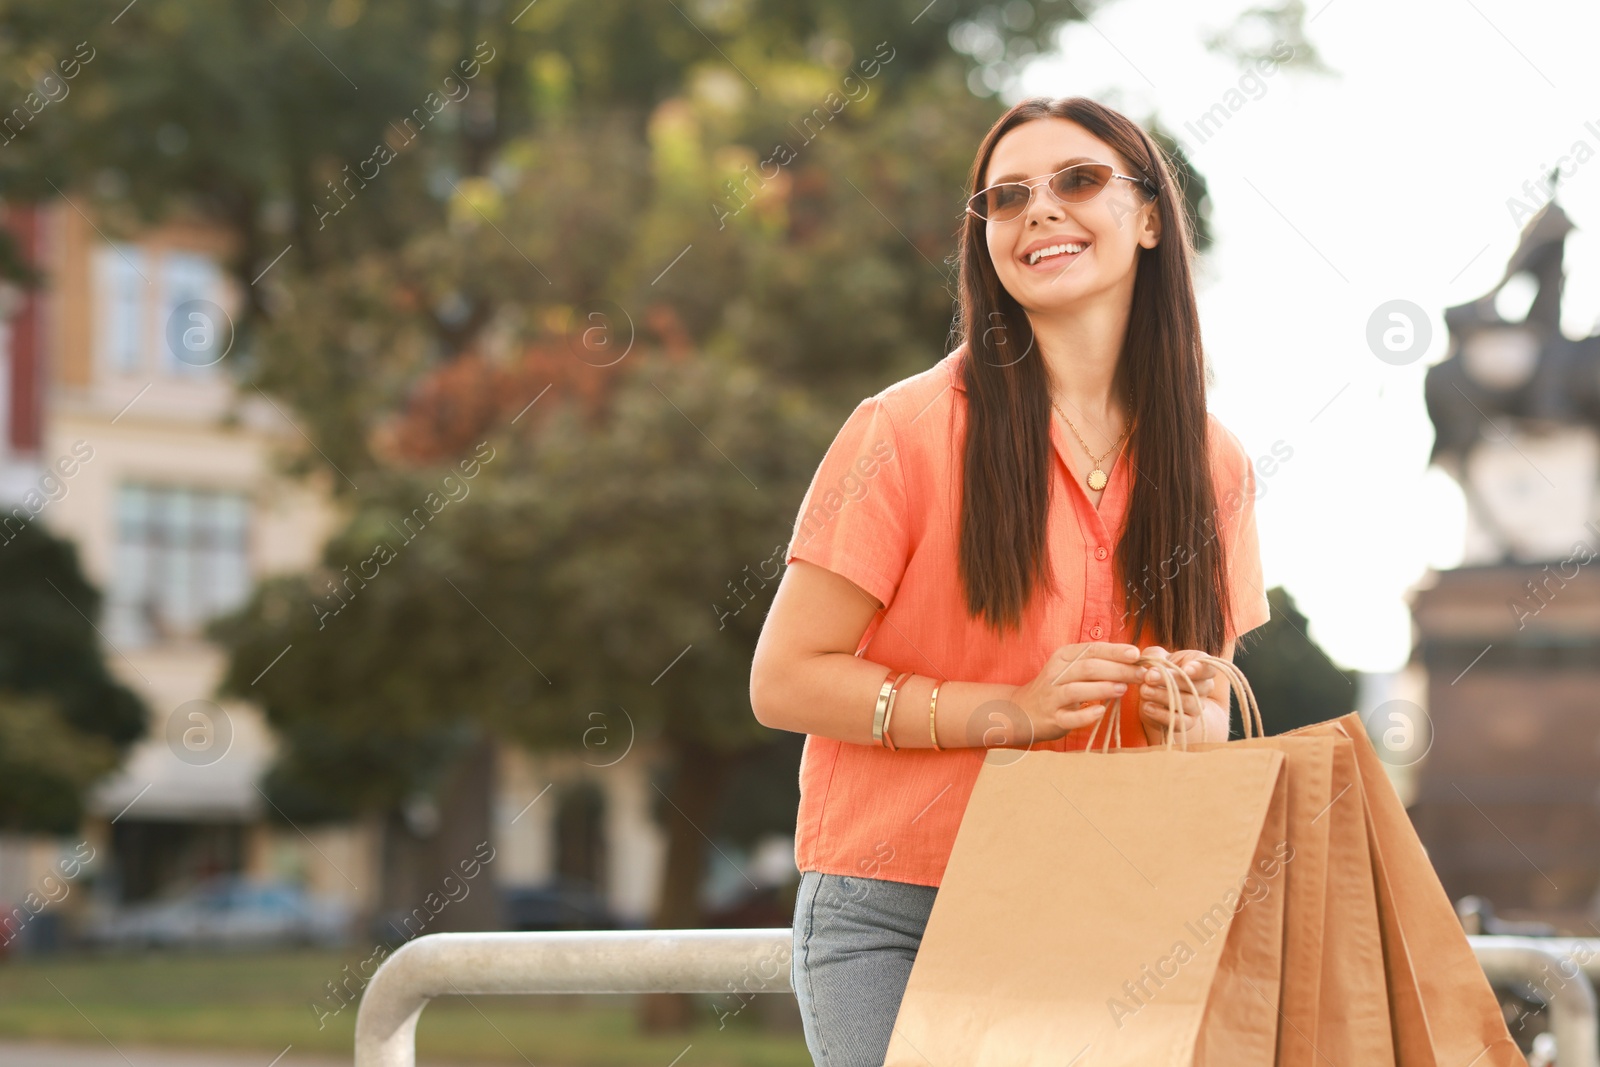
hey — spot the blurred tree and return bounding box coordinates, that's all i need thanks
[1203,0,1334,75]
[0,0,1315,1033]
[1235,585,1359,735]
[211,346,835,1027]
[0,0,1247,473]
[0,523,145,832]
[0,0,1120,323]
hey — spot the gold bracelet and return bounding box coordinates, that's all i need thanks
[929,679,945,750]
[882,671,913,751]
[870,671,896,746]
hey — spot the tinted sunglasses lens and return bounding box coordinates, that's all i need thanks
[1050,163,1114,203]
[972,183,1030,221]
[971,164,1119,220]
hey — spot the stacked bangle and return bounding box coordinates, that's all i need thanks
[881,671,913,750]
[929,678,946,750]
[871,672,897,746]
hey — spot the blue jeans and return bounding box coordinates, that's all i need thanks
[790,870,940,1067]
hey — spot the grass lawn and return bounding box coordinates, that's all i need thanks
[0,948,813,1066]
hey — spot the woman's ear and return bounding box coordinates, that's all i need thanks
[1139,198,1162,249]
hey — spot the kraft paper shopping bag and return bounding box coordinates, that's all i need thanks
[1171,733,1340,1066]
[884,731,1289,1066]
[1192,759,1290,1067]
[1287,713,1524,1067]
[1197,656,1394,1065]
[1313,735,1396,1065]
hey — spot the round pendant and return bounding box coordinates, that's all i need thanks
[1087,468,1108,491]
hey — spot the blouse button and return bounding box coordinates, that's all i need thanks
[1094,546,1108,560]
[1090,625,1104,639]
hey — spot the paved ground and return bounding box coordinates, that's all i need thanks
[0,1044,359,1067]
[0,1043,500,1067]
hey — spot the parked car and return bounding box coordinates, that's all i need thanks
[500,878,615,931]
[85,875,353,950]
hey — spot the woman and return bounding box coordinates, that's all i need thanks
[748,96,1270,1067]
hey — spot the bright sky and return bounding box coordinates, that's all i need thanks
[1015,0,1600,672]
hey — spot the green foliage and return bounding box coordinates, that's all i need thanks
[0,0,1309,850]
[210,348,836,815]
[0,0,1122,302]
[0,522,145,831]
[0,0,447,268]
[0,948,816,1062]
[1235,586,1359,735]
[0,0,1236,476]
[186,18,1050,819]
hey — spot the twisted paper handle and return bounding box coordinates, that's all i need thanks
[1083,651,1265,753]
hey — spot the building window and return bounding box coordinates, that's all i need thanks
[108,484,251,647]
[95,243,148,374]
[160,252,225,375]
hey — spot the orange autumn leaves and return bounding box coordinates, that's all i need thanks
[371,303,694,466]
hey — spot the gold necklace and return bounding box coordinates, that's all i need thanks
[1050,394,1132,492]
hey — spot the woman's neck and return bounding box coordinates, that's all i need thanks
[1031,304,1131,440]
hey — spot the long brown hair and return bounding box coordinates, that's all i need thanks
[954,96,1231,654]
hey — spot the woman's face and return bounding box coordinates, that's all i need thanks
[980,117,1160,314]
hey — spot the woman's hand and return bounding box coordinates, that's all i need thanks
[1136,646,1222,744]
[1009,642,1149,744]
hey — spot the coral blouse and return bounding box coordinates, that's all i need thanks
[782,344,1271,887]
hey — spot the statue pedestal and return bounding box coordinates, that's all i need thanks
[1407,558,1600,930]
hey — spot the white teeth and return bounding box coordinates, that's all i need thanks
[1027,242,1088,265]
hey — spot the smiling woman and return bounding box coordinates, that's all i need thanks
[749,95,1270,1067]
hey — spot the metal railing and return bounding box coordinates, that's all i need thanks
[353,928,792,1067]
[353,929,1600,1067]
[1469,935,1600,1067]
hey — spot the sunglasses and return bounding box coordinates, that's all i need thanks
[966,162,1156,223]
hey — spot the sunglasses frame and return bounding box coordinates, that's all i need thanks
[965,162,1157,223]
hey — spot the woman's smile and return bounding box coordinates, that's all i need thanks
[1020,240,1090,272]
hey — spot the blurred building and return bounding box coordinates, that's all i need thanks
[9,199,363,914]
[1412,197,1600,931]
[0,200,746,938]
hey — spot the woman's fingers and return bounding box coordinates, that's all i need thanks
[1049,645,1219,721]
[1146,685,1206,713]
[1141,702,1203,734]
[1143,693,1205,721]
[1056,703,1110,729]
[1126,648,1219,737]
[1142,674,1214,696]
[1142,664,1216,696]
[1050,660,1145,691]
[1055,676,1144,727]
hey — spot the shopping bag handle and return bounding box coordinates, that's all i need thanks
[1087,651,1265,752]
[1204,653,1266,741]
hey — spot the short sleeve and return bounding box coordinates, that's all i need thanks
[786,396,910,609]
[1215,423,1271,644]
